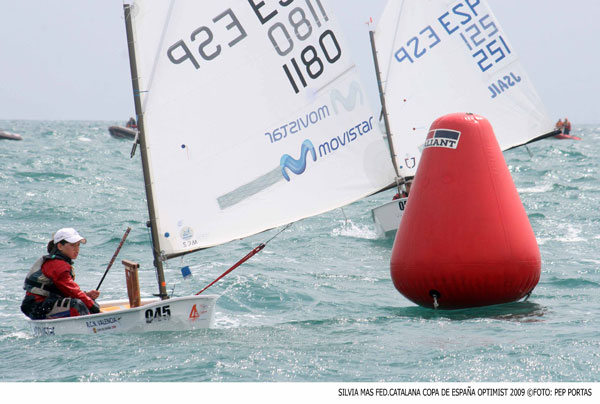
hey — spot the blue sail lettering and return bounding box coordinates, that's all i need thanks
[299,115,309,128]
[488,72,522,98]
[439,4,473,35]
[394,47,413,64]
[280,123,289,137]
[338,132,347,146]
[453,3,472,24]
[465,0,481,17]
[265,105,330,144]
[347,130,353,142]
[318,117,373,158]
[438,0,482,35]
[395,26,440,63]
[330,138,340,151]
[408,37,425,59]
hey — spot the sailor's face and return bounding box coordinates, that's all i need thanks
[58,241,81,260]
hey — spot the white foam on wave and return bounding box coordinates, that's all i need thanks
[518,183,553,193]
[536,236,549,245]
[580,258,600,265]
[213,314,242,329]
[78,136,92,142]
[213,312,270,329]
[556,223,586,243]
[0,331,31,341]
[537,223,587,245]
[331,220,379,239]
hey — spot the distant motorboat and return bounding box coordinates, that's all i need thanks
[108,125,137,140]
[0,130,23,141]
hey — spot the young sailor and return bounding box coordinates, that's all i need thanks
[21,228,101,319]
[392,180,412,200]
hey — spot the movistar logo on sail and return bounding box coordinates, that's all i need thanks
[280,116,374,182]
[280,140,317,181]
[330,81,363,114]
[424,129,461,149]
[277,79,374,182]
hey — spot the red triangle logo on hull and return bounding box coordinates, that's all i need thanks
[189,304,200,320]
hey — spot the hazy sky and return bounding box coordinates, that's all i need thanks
[1,0,598,124]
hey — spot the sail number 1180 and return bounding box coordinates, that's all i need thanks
[253,0,342,94]
[282,30,341,94]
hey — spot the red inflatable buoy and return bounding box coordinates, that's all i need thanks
[390,113,540,309]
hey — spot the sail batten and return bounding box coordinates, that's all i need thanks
[129,0,395,257]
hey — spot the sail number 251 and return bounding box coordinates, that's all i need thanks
[250,0,342,94]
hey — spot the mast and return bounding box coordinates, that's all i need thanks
[369,30,402,182]
[124,4,168,299]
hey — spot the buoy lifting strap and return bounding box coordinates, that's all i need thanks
[195,223,293,295]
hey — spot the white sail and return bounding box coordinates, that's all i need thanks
[374,0,555,178]
[129,0,394,257]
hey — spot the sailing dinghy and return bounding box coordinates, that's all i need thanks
[369,0,557,237]
[28,295,217,336]
[27,0,395,336]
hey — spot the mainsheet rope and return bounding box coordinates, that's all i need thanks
[195,223,294,295]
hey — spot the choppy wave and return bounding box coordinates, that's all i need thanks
[1,121,599,382]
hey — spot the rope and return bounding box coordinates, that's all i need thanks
[96,227,131,290]
[340,207,349,227]
[263,222,293,245]
[195,223,293,295]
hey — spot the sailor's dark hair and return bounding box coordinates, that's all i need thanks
[47,239,67,254]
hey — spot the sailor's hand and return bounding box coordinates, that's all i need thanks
[86,290,100,300]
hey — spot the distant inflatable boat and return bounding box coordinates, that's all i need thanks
[0,130,23,140]
[108,125,137,140]
[554,133,581,140]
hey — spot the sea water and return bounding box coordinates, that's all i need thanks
[0,120,598,383]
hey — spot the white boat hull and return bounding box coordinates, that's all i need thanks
[26,294,218,336]
[371,197,407,238]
